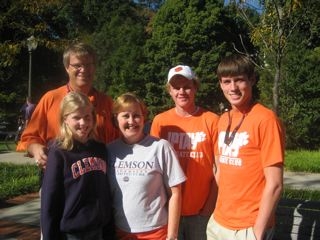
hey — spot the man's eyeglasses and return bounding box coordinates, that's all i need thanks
[69,63,94,70]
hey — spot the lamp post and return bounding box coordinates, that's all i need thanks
[27,35,38,100]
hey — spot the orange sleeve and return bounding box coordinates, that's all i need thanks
[20,102,49,147]
[259,112,285,167]
[19,89,64,151]
[150,115,161,138]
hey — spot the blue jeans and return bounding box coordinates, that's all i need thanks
[178,215,210,240]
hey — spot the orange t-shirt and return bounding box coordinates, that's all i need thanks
[150,108,219,216]
[214,103,285,229]
[18,85,118,151]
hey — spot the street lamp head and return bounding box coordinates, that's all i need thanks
[27,35,38,52]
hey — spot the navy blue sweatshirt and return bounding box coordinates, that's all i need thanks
[41,139,112,240]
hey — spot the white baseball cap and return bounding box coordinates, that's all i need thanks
[167,65,196,83]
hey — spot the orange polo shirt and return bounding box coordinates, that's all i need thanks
[18,85,118,152]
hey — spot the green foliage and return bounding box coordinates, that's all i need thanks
[281,43,320,149]
[283,187,320,201]
[285,149,320,173]
[93,13,148,97]
[0,163,40,200]
[0,0,71,128]
[144,82,168,119]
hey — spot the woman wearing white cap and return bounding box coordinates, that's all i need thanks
[150,65,219,240]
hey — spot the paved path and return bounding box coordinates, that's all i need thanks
[0,151,40,239]
[0,198,40,240]
[284,171,320,191]
[0,151,34,165]
[0,151,320,239]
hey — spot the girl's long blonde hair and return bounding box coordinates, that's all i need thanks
[58,92,96,150]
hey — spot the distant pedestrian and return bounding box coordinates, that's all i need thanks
[15,97,34,145]
[20,97,36,126]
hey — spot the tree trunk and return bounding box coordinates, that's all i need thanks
[273,58,281,115]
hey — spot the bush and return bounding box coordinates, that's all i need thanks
[283,187,320,201]
[285,150,320,173]
[0,163,40,201]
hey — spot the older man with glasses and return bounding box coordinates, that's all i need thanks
[20,42,118,169]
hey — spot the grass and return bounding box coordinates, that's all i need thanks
[285,150,320,173]
[0,162,40,201]
[0,148,319,201]
[283,150,320,200]
[0,140,17,152]
[0,140,9,152]
[283,187,320,201]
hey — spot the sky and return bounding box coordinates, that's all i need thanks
[224,0,263,12]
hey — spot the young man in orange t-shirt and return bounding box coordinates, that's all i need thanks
[151,65,219,240]
[206,54,285,240]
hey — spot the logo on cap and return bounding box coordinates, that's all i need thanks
[174,66,183,72]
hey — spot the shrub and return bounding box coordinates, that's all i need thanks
[0,163,40,201]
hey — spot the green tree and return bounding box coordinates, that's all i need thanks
[237,0,303,115]
[282,47,320,149]
[0,0,67,128]
[92,1,151,98]
[280,0,320,149]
